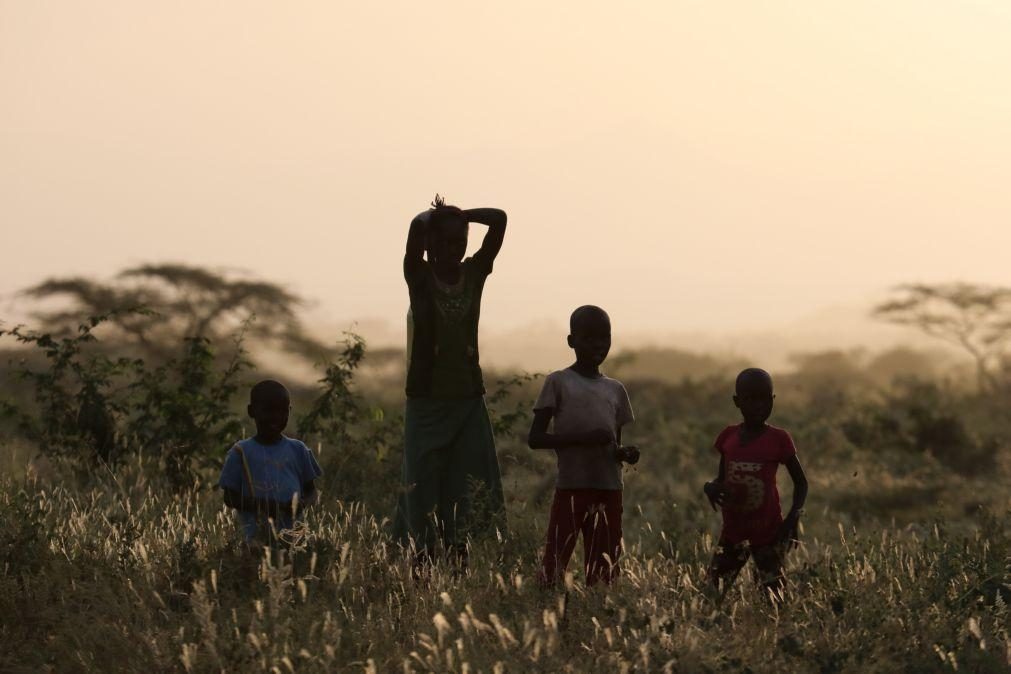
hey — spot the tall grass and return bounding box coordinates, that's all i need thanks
[1,455,1007,673]
[1,323,1009,671]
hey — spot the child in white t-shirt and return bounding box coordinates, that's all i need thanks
[528,306,638,586]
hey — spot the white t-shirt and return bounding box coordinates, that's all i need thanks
[533,368,635,490]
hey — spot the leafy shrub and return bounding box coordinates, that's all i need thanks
[296,333,402,508]
[842,378,995,474]
[1,315,139,465]
[484,371,541,440]
[126,333,250,487]
[1,314,251,484]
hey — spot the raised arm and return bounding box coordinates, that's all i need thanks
[464,208,507,263]
[528,408,615,450]
[404,211,432,262]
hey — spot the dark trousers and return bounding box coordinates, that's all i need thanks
[539,489,623,586]
[708,539,785,593]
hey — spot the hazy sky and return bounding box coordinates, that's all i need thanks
[3,1,1011,339]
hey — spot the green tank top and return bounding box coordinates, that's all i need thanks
[405,255,491,398]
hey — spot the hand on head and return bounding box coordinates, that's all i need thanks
[425,194,468,266]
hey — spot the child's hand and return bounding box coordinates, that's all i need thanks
[776,510,802,551]
[616,445,640,464]
[703,481,729,511]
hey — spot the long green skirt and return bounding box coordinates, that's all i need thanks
[393,396,506,553]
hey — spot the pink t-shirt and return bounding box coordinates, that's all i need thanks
[713,424,797,546]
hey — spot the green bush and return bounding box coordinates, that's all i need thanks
[1,315,251,485]
[842,379,995,474]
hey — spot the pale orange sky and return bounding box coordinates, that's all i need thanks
[3,1,1011,340]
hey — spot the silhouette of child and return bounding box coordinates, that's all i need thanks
[393,195,508,570]
[529,306,639,586]
[219,380,322,545]
[704,368,808,597]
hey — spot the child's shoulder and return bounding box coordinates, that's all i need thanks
[542,368,587,387]
[282,436,313,453]
[766,425,797,454]
[765,424,794,441]
[600,372,628,389]
[714,423,740,445]
[717,423,740,436]
[234,436,312,453]
[544,369,627,391]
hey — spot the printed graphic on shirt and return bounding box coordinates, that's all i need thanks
[712,424,798,546]
[725,460,765,512]
[249,454,294,496]
[434,281,474,323]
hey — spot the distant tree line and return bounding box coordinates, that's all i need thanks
[19,263,331,364]
[874,282,1011,392]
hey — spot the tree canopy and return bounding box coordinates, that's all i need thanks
[873,283,1011,391]
[20,263,330,362]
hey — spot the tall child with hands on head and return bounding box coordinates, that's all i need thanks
[704,368,808,597]
[394,194,509,571]
[529,306,639,587]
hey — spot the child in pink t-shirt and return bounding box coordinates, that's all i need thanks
[703,368,808,597]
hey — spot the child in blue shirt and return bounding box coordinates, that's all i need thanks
[219,379,323,544]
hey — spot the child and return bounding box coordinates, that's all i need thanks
[393,195,508,568]
[704,368,808,596]
[528,305,639,586]
[219,379,322,545]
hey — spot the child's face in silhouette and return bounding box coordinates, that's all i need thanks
[429,217,469,267]
[734,373,775,426]
[568,313,612,368]
[248,388,290,442]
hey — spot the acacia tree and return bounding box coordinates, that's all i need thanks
[873,283,1011,391]
[21,263,330,363]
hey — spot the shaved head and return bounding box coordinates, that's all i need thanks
[249,379,289,405]
[569,305,611,335]
[735,368,773,396]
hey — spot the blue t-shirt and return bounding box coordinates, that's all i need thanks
[218,436,323,541]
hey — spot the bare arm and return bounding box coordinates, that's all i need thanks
[464,208,507,263]
[614,426,640,464]
[703,457,728,511]
[299,480,318,511]
[776,455,808,549]
[783,455,808,515]
[404,210,431,278]
[528,408,614,450]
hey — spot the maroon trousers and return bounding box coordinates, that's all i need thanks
[539,488,623,586]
